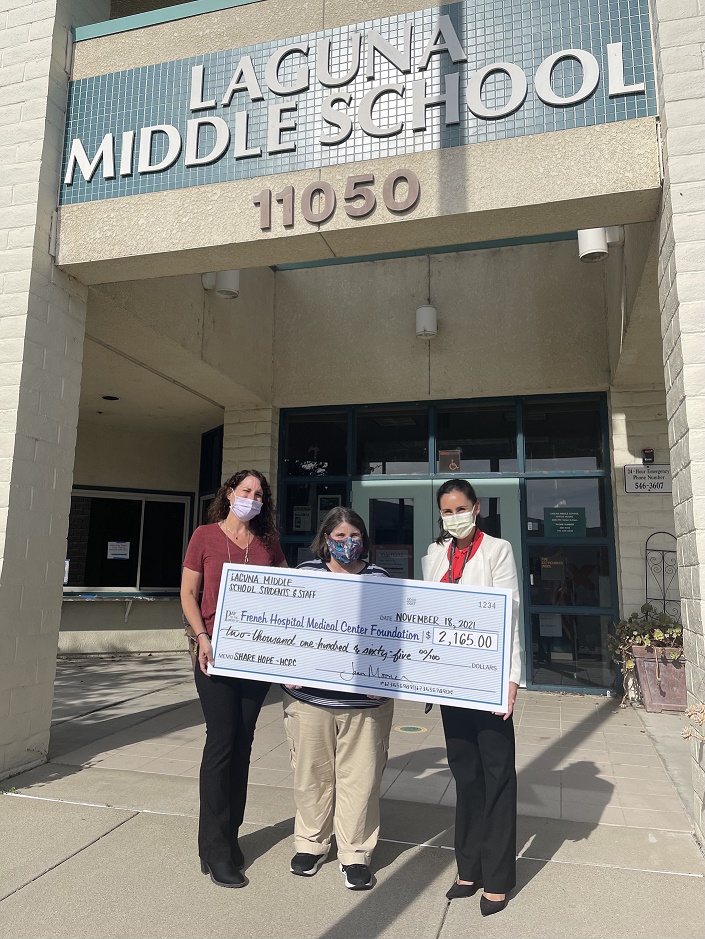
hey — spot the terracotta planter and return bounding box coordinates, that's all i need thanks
[631,645,686,713]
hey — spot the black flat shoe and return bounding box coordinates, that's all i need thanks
[480,894,508,916]
[446,880,481,900]
[200,858,247,888]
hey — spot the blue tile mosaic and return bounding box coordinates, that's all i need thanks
[60,0,656,205]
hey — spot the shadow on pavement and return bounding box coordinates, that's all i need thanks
[51,655,191,725]
[240,819,295,870]
[313,704,619,939]
[41,659,622,938]
[515,761,613,894]
[48,699,204,762]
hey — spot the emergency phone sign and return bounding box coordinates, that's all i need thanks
[624,464,672,493]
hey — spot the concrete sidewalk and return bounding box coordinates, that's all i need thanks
[1,653,704,939]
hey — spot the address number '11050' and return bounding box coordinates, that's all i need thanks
[253,169,420,230]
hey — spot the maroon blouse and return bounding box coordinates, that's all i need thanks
[183,523,286,634]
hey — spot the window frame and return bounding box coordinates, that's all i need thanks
[278,394,619,694]
[63,486,195,596]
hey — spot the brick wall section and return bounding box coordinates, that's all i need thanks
[648,0,705,839]
[610,390,677,615]
[222,405,280,500]
[0,0,109,778]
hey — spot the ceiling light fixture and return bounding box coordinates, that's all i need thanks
[577,226,625,262]
[201,270,241,299]
[416,256,438,338]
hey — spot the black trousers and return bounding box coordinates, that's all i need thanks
[441,705,517,894]
[194,665,270,863]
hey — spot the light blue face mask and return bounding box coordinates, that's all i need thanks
[327,536,364,564]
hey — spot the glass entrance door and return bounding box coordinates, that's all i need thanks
[351,479,433,581]
[351,478,525,684]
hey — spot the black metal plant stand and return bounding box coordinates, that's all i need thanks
[645,531,681,621]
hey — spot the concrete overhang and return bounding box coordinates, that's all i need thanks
[56,117,662,285]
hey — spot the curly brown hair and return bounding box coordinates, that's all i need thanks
[207,469,278,548]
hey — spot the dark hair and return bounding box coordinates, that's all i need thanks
[435,479,481,545]
[207,469,278,547]
[310,506,370,562]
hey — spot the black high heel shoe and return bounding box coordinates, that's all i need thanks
[200,858,247,888]
[446,880,481,900]
[480,894,508,916]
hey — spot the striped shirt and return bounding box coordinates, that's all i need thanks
[283,558,391,710]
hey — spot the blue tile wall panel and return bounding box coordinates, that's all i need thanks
[60,0,657,205]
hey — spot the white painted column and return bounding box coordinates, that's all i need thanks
[649,0,705,839]
[0,0,109,778]
[610,389,676,614]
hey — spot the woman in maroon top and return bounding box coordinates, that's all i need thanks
[181,469,286,888]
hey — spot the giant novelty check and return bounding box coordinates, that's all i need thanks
[209,564,513,712]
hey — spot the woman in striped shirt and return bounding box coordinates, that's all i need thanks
[283,506,394,891]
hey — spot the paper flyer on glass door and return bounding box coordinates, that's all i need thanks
[208,564,513,713]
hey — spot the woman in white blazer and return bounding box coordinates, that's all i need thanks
[421,479,522,917]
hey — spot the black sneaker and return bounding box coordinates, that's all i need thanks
[290,852,327,876]
[340,863,373,890]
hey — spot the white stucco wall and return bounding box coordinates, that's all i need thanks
[73,421,200,492]
[273,241,609,406]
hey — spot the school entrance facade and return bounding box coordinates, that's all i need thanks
[1,0,704,841]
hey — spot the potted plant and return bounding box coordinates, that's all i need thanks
[609,604,686,713]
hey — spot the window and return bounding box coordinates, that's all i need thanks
[284,412,347,476]
[528,545,612,608]
[524,399,602,471]
[436,403,517,472]
[198,425,223,525]
[65,490,191,592]
[531,614,614,689]
[525,478,607,537]
[199,425,224,494]
[368,497,414,578]
[356,407,429,474]
[281,482,349,538]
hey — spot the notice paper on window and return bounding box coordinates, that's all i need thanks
[209,564,513,713]
[539,613,563,637]
[107,541,130,560]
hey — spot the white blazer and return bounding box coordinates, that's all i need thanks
[421,534,523,685]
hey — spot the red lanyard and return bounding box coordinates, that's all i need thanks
[446,532,483,583]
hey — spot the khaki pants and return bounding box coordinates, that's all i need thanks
[283,696,394,866]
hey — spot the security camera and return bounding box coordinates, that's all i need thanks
[577,226,625,263]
